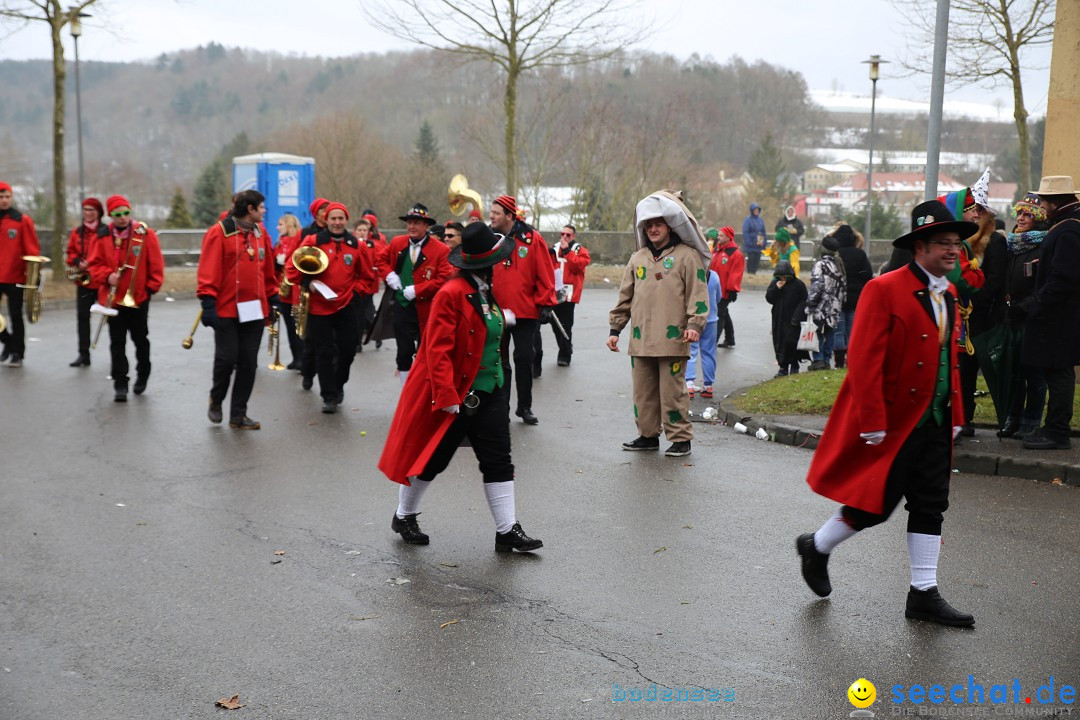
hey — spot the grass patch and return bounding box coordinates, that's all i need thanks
[737,369,1080,429]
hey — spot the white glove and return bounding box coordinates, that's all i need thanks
[860,430,886,446]
[385,271,402,291]
[502,308,517,327]
[441,404,460,414]
[953,426,963,440]
[403,285,416,301]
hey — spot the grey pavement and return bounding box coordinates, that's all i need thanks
[1,287,1078,719]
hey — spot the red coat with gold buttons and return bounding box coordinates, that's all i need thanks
[285,229,374,316]
[805,263,964,514]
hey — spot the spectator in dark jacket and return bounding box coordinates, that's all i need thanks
[765,260,807,377]
[830,224,873,369]
[742,202,767,274]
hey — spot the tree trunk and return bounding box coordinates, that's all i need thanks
[1010,60,1032,194]
[50,1,67,264]
[504,65,519,196]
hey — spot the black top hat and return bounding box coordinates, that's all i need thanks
[448,223,514,270]
[398,203,437,225]
[893,200,979,249]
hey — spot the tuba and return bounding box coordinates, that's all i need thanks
[290,245,329,340]
[19,255,50,323]
[448,174,483,217]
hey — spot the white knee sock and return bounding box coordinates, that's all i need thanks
[483,481,516,534]
[907,532,941,590]
[398,370,409,387]
[814,508,858,554]
[396,476,431,518]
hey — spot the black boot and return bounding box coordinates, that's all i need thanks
[905,586,974,627]
[796,533,832,597]
[996,418,1022,438]
[834,350,846,369]
[69,354,91,367]
[495,522,543,552]
[391,513,429,545]
[515,407,538,425]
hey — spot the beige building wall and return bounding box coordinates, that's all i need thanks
[1043,1,1080,180]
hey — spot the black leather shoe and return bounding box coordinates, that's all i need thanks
[322,399,338,414]
[532,364,542,378]
[1023,431,1072,450]
[719,340,735,348]
[996,419,1022,438]
[959,423,975,437]
[208,400,223,424]
[515,407,539,425]
[114,388,127,403]
[557,358,570,367]
[229,416,261,430]
[664,441,691,457]
[286,360,302,371]
[133,376,148,395]
[301,376,313,391]
[622,436,659,451]
[495,522,543,553]
[796,533,832,597]
[69,355,91,367]
[905,586,974,627]
[391,513,429,545]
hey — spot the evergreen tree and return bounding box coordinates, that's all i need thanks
[166,187,194,228]
[415,120,440,166]
[192,159,228,227]
[841,199,904,241]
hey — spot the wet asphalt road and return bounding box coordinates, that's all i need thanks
[1,287,1077,719]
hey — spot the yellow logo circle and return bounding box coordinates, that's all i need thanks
[848,678,876,709]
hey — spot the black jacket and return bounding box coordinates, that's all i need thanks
[766,276,808,363]
[1021,203,1080,369]
[835,237,873,311]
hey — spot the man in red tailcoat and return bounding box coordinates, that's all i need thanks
[796,200,978,628]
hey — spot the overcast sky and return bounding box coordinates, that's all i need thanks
[0,0,1054,115]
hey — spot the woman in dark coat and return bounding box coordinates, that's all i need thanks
[765,260,807,377]
[830,224,873,369]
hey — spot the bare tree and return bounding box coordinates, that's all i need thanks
[893,0,1055,191]
[361,0,641,195]
[0,0,101,262]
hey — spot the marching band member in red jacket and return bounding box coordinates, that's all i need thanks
[0,181,41,368]
[379,222,543,553]
[65,197,104,367]
[709,226,744,348]
[197,190,279,429]
[87,194,164,402]
[539,223,591,367]
[378,203,452,385]
[286,202,374,414]
[489,194,557,425]
[797,200,976,628]
[274,213,304,370]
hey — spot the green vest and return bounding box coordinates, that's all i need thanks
[395,252,415,307]
[918,325,952,427]
[471,303,505,393]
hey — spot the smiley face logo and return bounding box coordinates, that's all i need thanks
[847,678,876,709]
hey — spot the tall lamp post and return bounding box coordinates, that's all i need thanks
[862,54,887,243]
[69,7,90,203]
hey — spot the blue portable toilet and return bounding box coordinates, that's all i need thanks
[232,152,316,247]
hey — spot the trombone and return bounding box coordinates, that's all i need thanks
[91,237,144,349]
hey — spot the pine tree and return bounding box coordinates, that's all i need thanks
[165,187,194,228]
[192,159,228,227]
[415,120,440,166]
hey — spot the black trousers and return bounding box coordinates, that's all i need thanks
[308,305,359,400]
[718,297,734,344]
[354,293,375,351]
[535,303,576,365]
[391,301,421,372]
[0,283,25,356]
[501,317,538,411]
[745,250,762,274]
[419,388,514,484]
[959,352,979,424]
[276,299,304,365]
[75,285,97,356]
[211,318,264,419]
[1042,366,1076,442]
[107,302,151,390]
[841,421,952,536]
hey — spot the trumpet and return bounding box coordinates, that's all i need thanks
[18,255,49,323]
[267,309,285,371]
[181,309,202,349]
[290,245,329,340]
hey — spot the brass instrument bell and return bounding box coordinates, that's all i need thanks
[448,174,483,217]
[19,255,50,323]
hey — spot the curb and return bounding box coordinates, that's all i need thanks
[713,388,1080,486]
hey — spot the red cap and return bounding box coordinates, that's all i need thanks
[0,182,11,193]
[106,195,131,215]
[309,197,330,217]
[324,202,349,221]
[494,195,518,216]
[720,226,735,242]
[468,209,483,220]
[362,213,378,227]
[82,197,104,218]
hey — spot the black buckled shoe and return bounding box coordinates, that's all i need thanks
[796,533,832,597]
[905,586,974,627]
[208,400,223,424]
[391,513,429,545]
[229,416,261,430]
[69,354,91,367]
[664,441,691,457]
[515,407,539,425]
[133,376,148,395]
[495,522,543,553]
[622,435,659,451]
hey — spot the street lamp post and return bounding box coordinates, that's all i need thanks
[862,54,887,243]
[69,8,90,203]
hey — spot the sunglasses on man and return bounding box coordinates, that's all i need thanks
[110,210,131,218]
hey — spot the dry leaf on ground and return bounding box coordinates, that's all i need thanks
[439,619,460,629]
[273,550,285,556]
[216,694,244,710]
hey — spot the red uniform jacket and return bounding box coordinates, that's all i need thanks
[710,243,745,299]
[805,263,964,514]
[0,208,41,284]
[66,224,99,288]
[552,241,591,303]
[378,234,453,328]
[379,276,506,485]
[285,229,374,316]
[197,217,279,320]
[492,225,557,319]
[356,235,387,296]
[88,221,164,307]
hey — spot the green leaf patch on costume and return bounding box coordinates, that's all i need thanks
[695,301,708,315]
[670,360,682,375]
[697,268,707,282]
[630,356,635,368]
[633,404,639,418]
[666,325,681,339]
[668,410,682,424]
[632,326,641,339]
